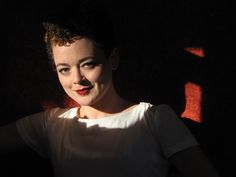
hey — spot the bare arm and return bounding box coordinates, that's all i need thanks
[0,122,29,156]
[169,146,220,177]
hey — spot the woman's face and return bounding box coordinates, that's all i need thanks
[52,38,114,107]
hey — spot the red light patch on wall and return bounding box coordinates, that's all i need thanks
[181,82,202,123]
[181,47,204,123]
[184,47,205,58]
[41,100,59,110]
[41,96,79,110]
[63,95,80,108]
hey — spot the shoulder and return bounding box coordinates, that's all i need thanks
[154,104,178,118]
[139,102,174,110]
[140,102,176,118]
[141,102,180,130]
[45,107,78,120]
[16,107,78,126]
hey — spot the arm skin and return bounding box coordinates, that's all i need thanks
[0,122,29,156]
[169,146,221,177]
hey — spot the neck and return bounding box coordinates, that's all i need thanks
[79,88,136,119]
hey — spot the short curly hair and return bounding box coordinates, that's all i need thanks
[42,0,116,61]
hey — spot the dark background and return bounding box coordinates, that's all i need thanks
[0,0,235,176]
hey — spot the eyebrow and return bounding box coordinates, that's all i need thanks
[55,56,94,68]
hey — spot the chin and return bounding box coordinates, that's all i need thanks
[72,97,95,107]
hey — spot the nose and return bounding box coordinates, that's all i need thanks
[72,67,84,85]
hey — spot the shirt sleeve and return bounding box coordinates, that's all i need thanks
[145,104,199,158]
[15,109,51,158]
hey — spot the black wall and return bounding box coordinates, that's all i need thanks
[1,0,235,176]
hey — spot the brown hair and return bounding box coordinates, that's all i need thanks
[42,0,116,61]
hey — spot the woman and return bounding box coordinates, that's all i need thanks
[0,1,220,177]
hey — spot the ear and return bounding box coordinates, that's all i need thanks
[109,48,119,70]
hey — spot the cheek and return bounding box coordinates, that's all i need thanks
[58,76,71,88]
[87,67,110,83]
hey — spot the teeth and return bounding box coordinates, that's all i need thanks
[80,87,91,91]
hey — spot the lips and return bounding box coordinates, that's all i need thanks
[75,86,93,96]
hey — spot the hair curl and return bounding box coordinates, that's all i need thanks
[42,1,116,61]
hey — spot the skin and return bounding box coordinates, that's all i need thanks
[52,37,135,119]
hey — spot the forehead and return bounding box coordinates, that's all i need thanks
[52,38,95,58]
[52,38,107,64]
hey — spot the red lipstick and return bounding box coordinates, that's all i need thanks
[76,86,93,96]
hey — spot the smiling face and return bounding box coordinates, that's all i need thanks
[52,38,116,107]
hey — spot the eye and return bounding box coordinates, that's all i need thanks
[82,62,97,69]
[58,67,70,75]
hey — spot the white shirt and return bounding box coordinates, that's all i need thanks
[16,102,198,177]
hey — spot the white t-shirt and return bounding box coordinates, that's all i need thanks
[16,102,198,177]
